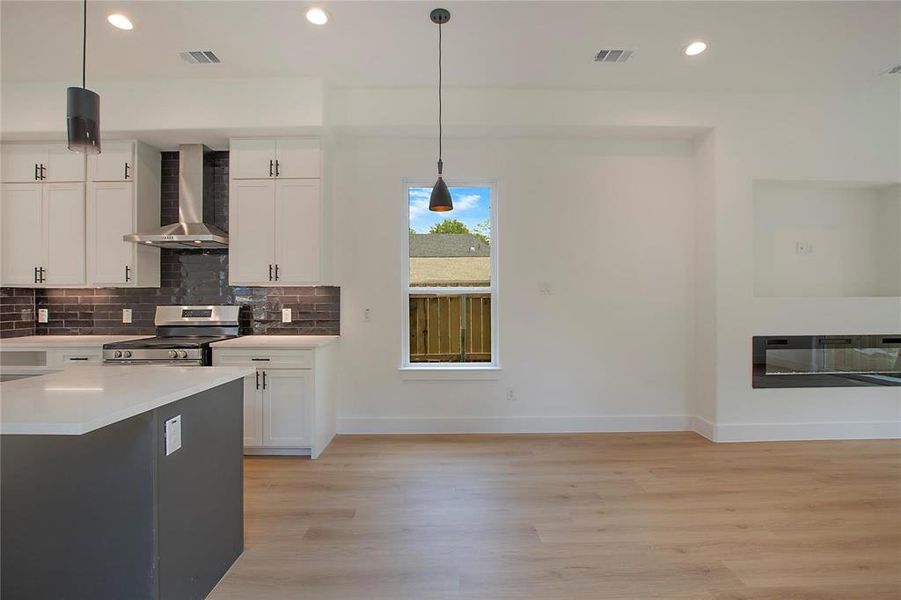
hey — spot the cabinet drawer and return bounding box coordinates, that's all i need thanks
[47,349,103,367]
[213,349,313,369]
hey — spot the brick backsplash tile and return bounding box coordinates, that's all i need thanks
[1,150,339,338]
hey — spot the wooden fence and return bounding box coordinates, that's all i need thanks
[409,294,491,362]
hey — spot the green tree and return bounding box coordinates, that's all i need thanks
[429,219,470,234]
[473,220,491,245]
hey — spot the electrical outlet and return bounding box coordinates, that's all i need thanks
[364,307,372,322]
[281,308,292,323]
[122,308,133,324]
[37,308,48,323]
[506,387,516,401]
[165,415,182,456]
[795,241,814,256]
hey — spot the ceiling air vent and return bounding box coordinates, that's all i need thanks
[594,49,633,63]
[179,50,221,65]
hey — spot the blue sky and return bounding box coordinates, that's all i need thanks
[408,186,491,234]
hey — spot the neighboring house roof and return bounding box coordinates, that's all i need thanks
[409,233,490,257]
[410,257,490,287]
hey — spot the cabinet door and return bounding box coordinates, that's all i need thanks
[43,183,85,285]
[0,184,43,284]
[262,369,312,447]
[229,179,276,284]
[87,182,134,285]
[44,144,85,182]
[2,145,45,182]
[275,138,320,179]
[87,142,133,181]
[243,373,264,447]
[230,139,276,179]
[274,179,320,284]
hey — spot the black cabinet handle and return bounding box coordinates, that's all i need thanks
[262,371,267,390]
[124,163,130,179]
[275,160,280,177]
[274,264,279,281]
[68,357,89,361]
[255,370,260,389]
[33,267,38,283]
[269,264,273,281]
[34,164,39,181]
[269,160,273,177]
[251,358,270,362]
[39,267,46,283]
[41,164,47,180]
[125,265,131,282]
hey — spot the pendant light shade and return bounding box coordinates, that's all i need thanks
[68,0,101,154]
[428,8,451,212]
[67,87,101,154]
[429,173,453,212]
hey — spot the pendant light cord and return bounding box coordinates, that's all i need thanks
[82,0,87,88]
[437,22,443,175]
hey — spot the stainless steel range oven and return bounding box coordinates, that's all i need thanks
[103,306,240,366]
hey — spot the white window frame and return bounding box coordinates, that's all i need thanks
[400,178,500,375]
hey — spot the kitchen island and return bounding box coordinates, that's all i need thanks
[0,366,253,600]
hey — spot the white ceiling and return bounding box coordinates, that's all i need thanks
[1,1,898,92]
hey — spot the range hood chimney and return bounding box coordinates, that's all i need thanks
[123,144,228,249]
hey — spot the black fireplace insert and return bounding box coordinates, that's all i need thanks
[752,335,901,388]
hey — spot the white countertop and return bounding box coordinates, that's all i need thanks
[0,335,151,350]
[0,366,253,436]
[211,335,339,350]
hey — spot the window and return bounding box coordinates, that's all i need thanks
[402,182,498,367]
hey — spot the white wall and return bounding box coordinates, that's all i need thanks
[753,182,901,298]
[333,136,697,432]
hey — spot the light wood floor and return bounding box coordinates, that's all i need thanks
[208,433,901,600]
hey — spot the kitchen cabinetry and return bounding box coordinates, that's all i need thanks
[0,140,160,288]
[228,139,324,286]
[212,340,337,458]
[1,182,85,285]
[229,137,320,180]
[1,143,84,183]
[229,179,321,285]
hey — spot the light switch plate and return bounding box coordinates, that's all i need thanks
[37,308,48,323]
[122,308,133,324]
[281,308,292,323]
[165,415,182,456]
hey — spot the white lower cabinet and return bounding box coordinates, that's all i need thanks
[213,344,336,458]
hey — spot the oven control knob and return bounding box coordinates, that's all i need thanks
[123,351,132,358]
[168,350,178,359]
[114,350,122,358]
[178,351,188,359]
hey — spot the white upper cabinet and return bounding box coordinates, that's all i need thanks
[42,183,85,285]
[229,179,277,285]
[228,137,326,286]
[274,138,320,179]
[2,143,84,182]
[1,184,44,284]
[87,141,134,181]
[230,137,320,179]
[0,182,85,286]
[275,179,321,284]
[87,182,135,285]
[44,145,86,182]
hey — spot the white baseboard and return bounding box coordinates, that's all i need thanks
[712,420,901,442]
[338,415,692,435]
[690,416,716,441]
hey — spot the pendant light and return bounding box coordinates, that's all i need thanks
[67,0,101,154]
[428,8,452,212]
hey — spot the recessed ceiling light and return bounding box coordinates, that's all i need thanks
[684,41,707,56]
[107,14,133,30]
[306,8,328,25]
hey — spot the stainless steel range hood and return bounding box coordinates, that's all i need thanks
[123,144,228,249]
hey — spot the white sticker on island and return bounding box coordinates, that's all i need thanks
[165,415,182,456]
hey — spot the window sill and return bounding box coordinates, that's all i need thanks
[399,366,503,381]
